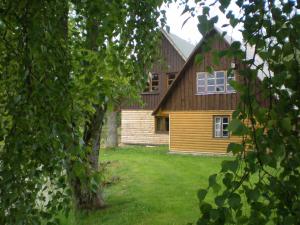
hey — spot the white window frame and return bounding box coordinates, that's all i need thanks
[226,72,236,93]
[196,71,236,95]
[214,116,229,138]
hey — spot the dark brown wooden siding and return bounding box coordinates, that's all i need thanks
[161,32,240,111]
[123,34,186,110]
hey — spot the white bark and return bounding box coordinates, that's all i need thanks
[106,110,118,148]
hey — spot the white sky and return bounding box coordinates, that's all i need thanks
[162,0,243,45]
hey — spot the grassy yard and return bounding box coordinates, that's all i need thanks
[60,146,228,225]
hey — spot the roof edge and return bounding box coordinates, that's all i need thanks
[152,27,223,116]
[160,28,188,61]
[153,25,270,116]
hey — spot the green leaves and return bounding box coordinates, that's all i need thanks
[198,189,208,201]
[221,160,239,173]
[195,54,204,65]
[228,193,242,210]
[227,143,244,154]
[280,117,292,132]
[197,15,218,35]
[228,119,248,136]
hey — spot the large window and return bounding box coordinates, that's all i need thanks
[214,116,229,138]
[196,71,235,94]
[144,72,159,93]
[155,116,169,133]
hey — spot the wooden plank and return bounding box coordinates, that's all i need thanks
[121,110,169,145]
[169,111,242,153]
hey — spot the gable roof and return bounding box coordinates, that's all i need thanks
[161,29,195,61]
[153,26,271,115]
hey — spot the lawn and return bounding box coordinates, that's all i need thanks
[60,146,228,225]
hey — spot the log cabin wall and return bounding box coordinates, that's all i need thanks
[121,110,169,145]
[160,30,241,112]
[169,111,242,153]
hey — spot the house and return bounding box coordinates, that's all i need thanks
[152,27,267,154]
[121,29,195,145]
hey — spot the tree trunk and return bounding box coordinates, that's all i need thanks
[105,109,118,148]
[71,104,107,210]
[69,6,107,210]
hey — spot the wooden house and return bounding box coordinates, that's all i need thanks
[121,30,195,145]
[152,27,258,154]
[123,26,266,153]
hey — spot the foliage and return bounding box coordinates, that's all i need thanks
[0,0,166,223]
[182,0,300,224]
[0,1,72,224]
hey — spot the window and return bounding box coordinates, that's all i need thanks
[196,71,235,94]
[214,116,229,138]
[227,72,235,92]
[167,73,176,87]
[151,73,159,91]
[144,72,159,93]
[155,116,169,133]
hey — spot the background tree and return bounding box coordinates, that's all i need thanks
[69,0,164,209]
[182,0,300,224]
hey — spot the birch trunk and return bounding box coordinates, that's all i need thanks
[105,109,118,148]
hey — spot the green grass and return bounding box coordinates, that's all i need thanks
[61,146,228,225]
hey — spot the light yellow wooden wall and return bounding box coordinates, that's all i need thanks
[121,110,169,145]
[169,111,242,153]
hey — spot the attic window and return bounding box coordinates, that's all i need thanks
[196,71,235,94]
[167,73,176,87]
[144,73,160,93]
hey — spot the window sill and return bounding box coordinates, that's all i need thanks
[142,92,160,95]
[213,136,230,139]
[155,131,169,134]
[195,92,236,96]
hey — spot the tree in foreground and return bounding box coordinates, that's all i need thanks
[182,0,300,224]
[0,0,166,223]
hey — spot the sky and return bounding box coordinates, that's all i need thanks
[162,0,243,45]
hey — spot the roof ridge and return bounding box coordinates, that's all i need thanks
[160,28,195,61]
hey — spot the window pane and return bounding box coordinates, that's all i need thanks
[223,123,228,131]
[156,118,162,131]
[215,117,221,124]
[215,130,222,137]
[207,79,215,85]
[223,130,229,137]
[152,86,159,91]
[208,73,214,79]
[207,86,215,92]
[198,73,205,79]
[198,86,205,93]
[216,86,224,92]
[216,78,225,85]
[198,79,205,85]
[152,73,159,80]
[227,84,234,92]
[222,117,228,124]
[165,117,169,132]
[227,73,235,92]
[216,71,225,78]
